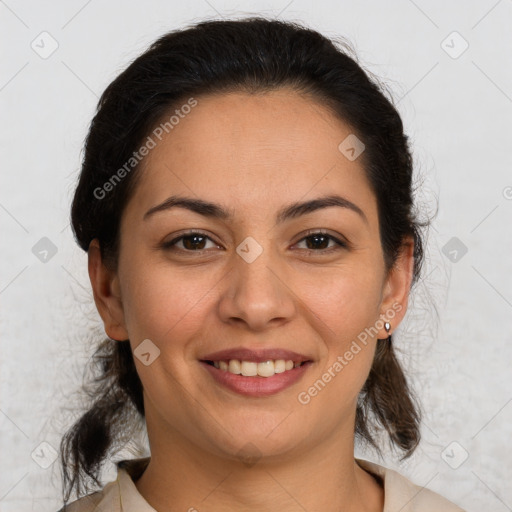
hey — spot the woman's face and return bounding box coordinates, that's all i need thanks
[92,88,412,463]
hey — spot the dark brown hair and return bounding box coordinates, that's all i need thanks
[60,15,428,506]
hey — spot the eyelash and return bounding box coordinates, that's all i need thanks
[161,229,348,255]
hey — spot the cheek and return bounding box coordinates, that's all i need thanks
[118,254,215,347]
[298,262,383,338]
[296,265,382,400]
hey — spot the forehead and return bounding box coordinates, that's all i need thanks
[128,89,377,223]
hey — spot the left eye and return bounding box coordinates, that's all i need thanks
[294,232,346,252]
[162,231,346,253]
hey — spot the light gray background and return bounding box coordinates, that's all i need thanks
[1,1,511,511]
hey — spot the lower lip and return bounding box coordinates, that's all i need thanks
[200,361,312,397]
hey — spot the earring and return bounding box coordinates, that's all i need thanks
[384,322,391,335]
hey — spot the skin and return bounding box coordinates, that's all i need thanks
[88,88,414,512]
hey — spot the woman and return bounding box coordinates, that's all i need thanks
[58,17,465,511]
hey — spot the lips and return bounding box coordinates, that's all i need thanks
[199,346,313,397]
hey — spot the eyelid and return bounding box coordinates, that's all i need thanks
[296,228,347,244]
[162,229,222,250]
[292,229,349,252]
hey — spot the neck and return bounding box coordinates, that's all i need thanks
[134,415,383,512]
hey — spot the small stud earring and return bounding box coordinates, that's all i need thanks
[384,322,391,335]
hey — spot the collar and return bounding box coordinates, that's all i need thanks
[108,457,463,512]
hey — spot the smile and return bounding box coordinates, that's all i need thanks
[200,359,313,397]
[204,359,307,377]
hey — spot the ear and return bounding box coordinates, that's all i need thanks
[377,236,415,338]
[88,239,129,341]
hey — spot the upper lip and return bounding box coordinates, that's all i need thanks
[200,347,312,363]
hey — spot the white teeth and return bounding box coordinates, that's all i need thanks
[257,360,275,377]
[241,361,258,376]
[228,359,241,374]
[274,359,286,373]
[211,359,305,377]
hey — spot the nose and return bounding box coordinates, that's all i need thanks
[217,243,296,331]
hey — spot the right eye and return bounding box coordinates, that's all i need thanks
[161,231,222,253]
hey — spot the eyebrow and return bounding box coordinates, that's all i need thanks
[143,194,368,225]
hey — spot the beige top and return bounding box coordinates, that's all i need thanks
[59,457,465,511]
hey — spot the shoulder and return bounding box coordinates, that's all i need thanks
[356,458,466,512]
[55,457,151,512]
[55,479,120,512]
